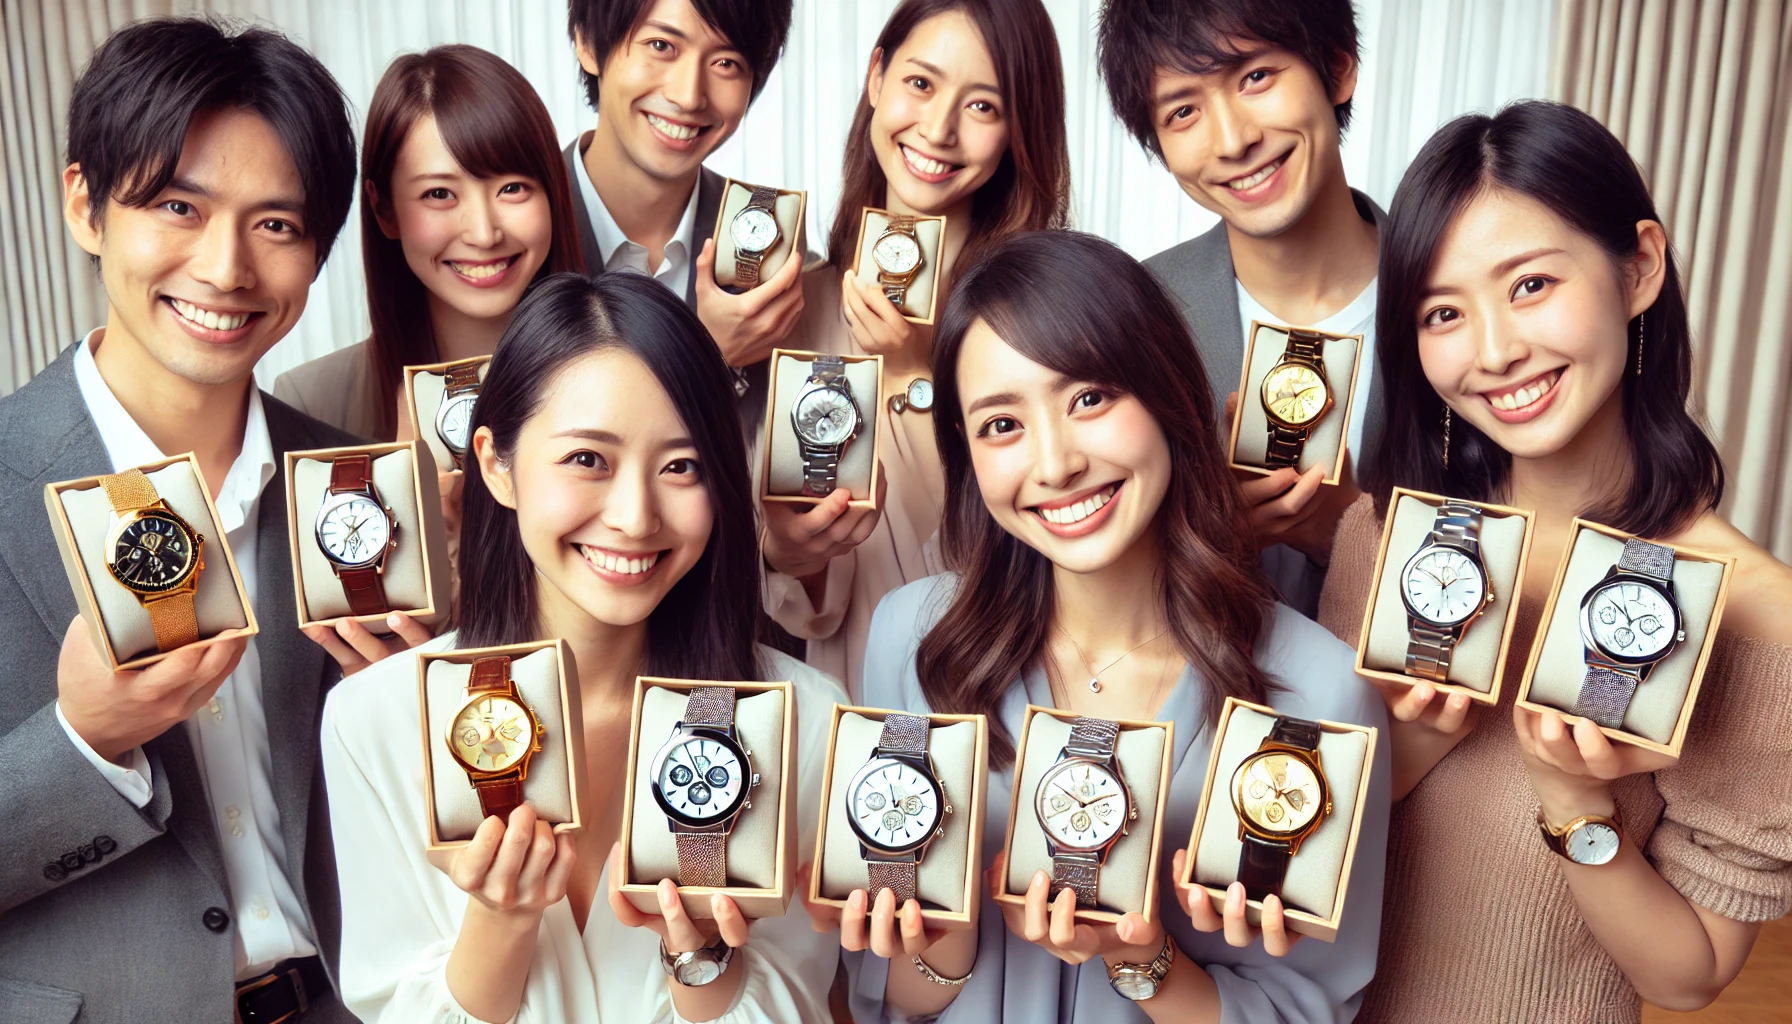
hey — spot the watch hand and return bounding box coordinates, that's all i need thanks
[1054,780,1091,808]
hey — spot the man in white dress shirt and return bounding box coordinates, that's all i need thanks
[0,18,362,1023]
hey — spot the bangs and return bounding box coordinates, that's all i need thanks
[425,57,563,189]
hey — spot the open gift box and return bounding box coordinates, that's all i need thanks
[760,349,884,510]
[710,178,806,292]
[1227,321,1362,485]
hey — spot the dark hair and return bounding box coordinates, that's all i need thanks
[567,0,793,110]
[457,272,763,682]
[1098,0,1359,159]
[361,45,586,439]
[825,0,1070,285]
[922,232,1276,768]
[1365,101,1724,537]
[65,16,356,267]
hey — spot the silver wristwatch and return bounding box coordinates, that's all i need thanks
[1107,932,1176,1001]
[660,933,735,987]
[1399,503,1494,682]
[845,713,951,907]
[649,687,760,887]
[729,185,782,289]
[789,355,861,497]
[1033,717,1135,909]
[1575,537,1686,728]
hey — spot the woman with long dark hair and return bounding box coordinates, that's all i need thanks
[759,0,1071,698]
[318,273,843,1023]
[810,232,1388,1022]
[1318,101,1792,1020]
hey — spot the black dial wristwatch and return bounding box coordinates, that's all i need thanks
[1259,329,1335,469]
[1033,716,1136,909]
[1575,537,1686,728]
[1400,503,1494,682]
[845,713,951,906]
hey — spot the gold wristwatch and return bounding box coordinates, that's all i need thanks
[1259,329,1335,468]
[1536,806,1623,866]
[1231,716,1331,902]
[99,468,205,652]
[870,214,924,310]
[445,655,545,822]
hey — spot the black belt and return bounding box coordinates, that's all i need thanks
[236,955,328,1024]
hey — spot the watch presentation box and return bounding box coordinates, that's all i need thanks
[1515,519,1733,757]
[996,705,1174,925]
[1181,697,1377,943]
[1227,321,1362,485]
[404,356,490,476]
[1354,488,1537,704]
[850,207,947,325]
[760,348,884,509]
[46,453,258,671]
[284,440,451,633]
[618,676,797,921]
[809,704,989,931]
[710,178,806,292]
[418,639,585,869]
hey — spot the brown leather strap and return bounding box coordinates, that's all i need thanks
[475,776,524,822]
[337,565,389,616]
[329,454,373,494]
[674,831,728,887]
[867,861,918,907]
[467,656,511,694]
[145,591,199,652]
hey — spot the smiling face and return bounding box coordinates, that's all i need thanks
[956,320,1171,576]
[866,11,1010,215]
[475,347,713,630]
[65,106,316,387]
[1150,43,1353,239]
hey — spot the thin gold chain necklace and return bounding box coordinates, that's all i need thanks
[1056,624,1168,693]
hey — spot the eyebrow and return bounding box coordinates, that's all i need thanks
[905,57,998,95]
[963,391,1021,417]
[642,19,689,41]
[167,175,305,215]
[406,171,462,184]
[1491,247,1566,276]
[552,427,696,451]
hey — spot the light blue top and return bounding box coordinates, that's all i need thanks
[845,574,1390,1024]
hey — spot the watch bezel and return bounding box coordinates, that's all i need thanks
[650,725,754,829]
[844,753,948,856]
[1398,541,1492,628]
[1259,359,1334,430]
[730,205,781,255]
[904,377,934,411]
[105,508,203,594]
[663,938,734,986]
[1107,964,1163,1001]
[313,489,398,571]
[1578,573,1683,667]
[443,689,542,777]
[1033,756,1134,854]
[1229,747,1330,843]
[434,390,479,456]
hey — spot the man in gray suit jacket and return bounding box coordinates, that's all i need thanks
[0,19,361,1023]
[1100,0,1383,617]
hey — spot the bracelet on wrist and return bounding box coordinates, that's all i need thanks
[910,950,973,987]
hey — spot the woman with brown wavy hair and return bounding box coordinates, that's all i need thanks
[805,231,1389,1023]
[759,0,1070,698]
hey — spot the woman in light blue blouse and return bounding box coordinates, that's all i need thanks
[815,231,1389,1023]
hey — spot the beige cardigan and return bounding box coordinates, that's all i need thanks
[271,340,384,441]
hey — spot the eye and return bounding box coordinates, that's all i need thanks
[423,188,452,202]
[906,76,931,93]
[1422,306,1462,328]
[976,416,1020,438]
[1511,275,1554,300]
[662,457,701,478]
[1243,68,1272,88]
[497,182,528,197]
[1071,388,1111,412]
[969,99,999,116]
[561,450,608,471]
[714,57,743,74]
[1165,104,1195,126]
[260,219,300,236]
[647,38,673,54]
[161,200,196,217]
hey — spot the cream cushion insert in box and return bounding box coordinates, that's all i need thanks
[1364,495,1528,692]
[411,362,489,473]
[425,647,571,840]
[712,183,804,290]
[818,714,977,912]
[766,354,879,501]
[1006,715,1166,916]
[61,461,248,663]
[293,449,428,619]
[1192,706,1368,919]
[629,686,787,889]
[1234,325,1359,475]
[853,211,943,320]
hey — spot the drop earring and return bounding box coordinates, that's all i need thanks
[1635,312,1646,377]
[1442,405,1452,469]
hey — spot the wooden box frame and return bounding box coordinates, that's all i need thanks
[618,676,798,920]
[848,207,949,326]
[1514,518,1734,757]
[1179,697,1378,943]
[993,705,1175,926]
[403,356,491,473]
[760,348,885,511]
[46,452,259,672]
[709,178,808,290]
[1354,487,1538,705]
[1225,320,1363,486]
[807,704,989,931]
[419,639,585,868]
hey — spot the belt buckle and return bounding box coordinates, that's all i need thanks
[234,966,308,1024]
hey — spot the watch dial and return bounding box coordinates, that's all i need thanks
[1109,970,1160,1001]
[1034,760,1128,852]
[449,694,534,773]
[906,378,934,411]
[657,736,745,823]
[1586,581,1678,660]
[672,953,726,987]
[110,512,197,593]
[1566,822,1621,866]
[731,206,779,254]
[1262,363,1329,426]
[318,495,391,568]
[1403,546,1487,626]
[437,394,476,453]
[793,387,858,446]
[872,232,922,275]
[1233,752,1324,836]
[848,757,941,852]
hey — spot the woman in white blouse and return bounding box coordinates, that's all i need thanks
[320,273,844,1023]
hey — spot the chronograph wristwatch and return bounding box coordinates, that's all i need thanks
[870,214,924,309]
[1033,716,1137,909]
[1573,537,1687,729]
[845,713,952,907]
[1259,329,1335,469]
[729,185,783,289]
[790,355,862,497]
[445,655,545,822]
[650,687,761,888]
[98,468,205,653]
[1231,716,1332,904]
[313,453,399,617]
[1400,503,1494,683]
[434,361,482,471]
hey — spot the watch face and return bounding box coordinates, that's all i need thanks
[1034,759,1129,852]
[845,756,944,854]
[730,206,779,254]
[436,393,477,454]
[652,730,750,827]
[1401,545,1488,626]
[1261,362,1330,426]
[1582,578,1680,663]
[793,386,859,446]
[872,231,922,275]
[447,693,536,774]
[671,950,727,987]
[1108,968,1161,1002]
[905,378,934,411]
[316,494,392,569]
[108,511,198,593]
[1231,750,1326,837]
[1565,821,1621,866]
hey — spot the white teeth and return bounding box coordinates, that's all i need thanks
[646,113,699,141]
[582,546,660,576]
[448,260,510,280]
[902,145,953,177]
[1489,370,1559,412]
[1228,157,1284,191]
[170,298,250,332]
[1038,486,1116,525]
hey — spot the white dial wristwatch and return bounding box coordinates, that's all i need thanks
[649,687,760,887]
[1575,537,1686,728]
[845,712,951,906]
[729,185,782,288]
[1032,717,1136,908]
[789,355,861,497]
[1400,503,1494,682]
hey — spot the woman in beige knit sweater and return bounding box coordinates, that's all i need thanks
[1317,101,1792,1022]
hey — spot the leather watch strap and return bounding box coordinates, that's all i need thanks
[1065,717,1121,759]
[337,566,389,617]
[146,591,199,652]
[674,831,728,887]
[1236,833,1292,903]
[1050,850,1102,908]
[444,361,482,396]
[328,453,372,494]
[878,713,930,756]
[683,686,736,729]
[1617,537,1676,582]
[467,656,511,694]
[98,468,160,513]
[867,861,919,906]
[1267,716,1322,751]
[1575,665,1639,729]
[475,776,524,822]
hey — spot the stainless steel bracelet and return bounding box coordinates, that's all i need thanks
[878,712,930,757]
[1404,503,1486,681]
[1064,716,1120,759]
[1617,537,1676,582]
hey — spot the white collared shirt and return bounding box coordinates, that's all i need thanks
[577,132,700,294]
[62,328,317,980]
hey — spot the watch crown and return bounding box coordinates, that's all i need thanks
[751,773,761,788]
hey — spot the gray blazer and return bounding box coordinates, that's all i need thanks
[843,575,1390,1024]
[0,348,358,1024]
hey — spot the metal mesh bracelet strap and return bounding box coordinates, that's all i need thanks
[674,831,728,888]
[1618,536,1676,581]
[683,686,736,728]
[864,713,932,906]
[867,861,918,907]
[98,468,160,511]
[98,470,201,652]
[1575,665,1640,729]
[1050,717,1121,908]
[878,712,930,756]
[1404,504,1486,681]
[1065,716,1120,759]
